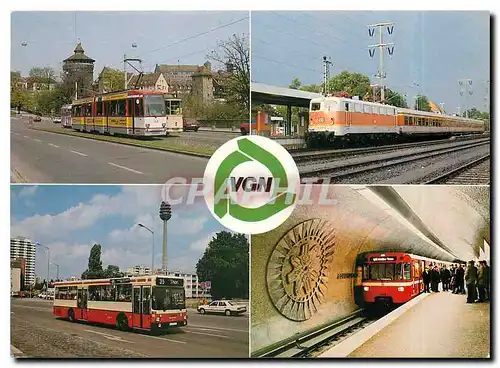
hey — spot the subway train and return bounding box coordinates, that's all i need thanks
[354,251,455,308]
[307,95,486,147]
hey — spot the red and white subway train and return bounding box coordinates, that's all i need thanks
[354,251,455,307]
[308,95,486,146]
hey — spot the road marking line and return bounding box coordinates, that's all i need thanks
[84,329,134,343]
[108,162,143,174]
[187,324,248,333]
[23,135,29,138]
[141,334,186,344]
[71,150,88,157]
[48,143,59,148]
[186,330,230,339]
[34,139,42,142]
[14,132,21,135]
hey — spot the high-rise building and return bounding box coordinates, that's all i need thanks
[10,236,36,286]
[125,265,152,277]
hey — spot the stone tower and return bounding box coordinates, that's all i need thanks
[62,42,95,99]
[191,61,214,104]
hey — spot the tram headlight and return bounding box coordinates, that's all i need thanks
[363,286,369,291]
[156,317,161,322]
[398,287,404,292]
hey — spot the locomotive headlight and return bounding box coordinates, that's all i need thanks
[398,287,404,292]
[364,286,369,291]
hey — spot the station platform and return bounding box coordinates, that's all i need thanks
[320,292,490,358]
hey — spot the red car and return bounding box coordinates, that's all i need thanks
[183,120,199,132]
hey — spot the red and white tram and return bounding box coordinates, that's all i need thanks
[354,251,454,307]
[53,275,187,332]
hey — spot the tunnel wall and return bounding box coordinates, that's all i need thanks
[250,186,488,353]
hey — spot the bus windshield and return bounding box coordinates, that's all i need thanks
[144,95,166,117]
[152,286,185,311]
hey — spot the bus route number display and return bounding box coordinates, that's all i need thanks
[156,277,184,287]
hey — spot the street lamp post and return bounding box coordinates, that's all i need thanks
[51,262,60,280]
[36,242,50,290]
[137,223,155,274]
[159,202,172,273]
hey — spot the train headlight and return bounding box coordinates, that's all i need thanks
[398,287,404,292]
[363,286,369,291]
[156,317,161,322]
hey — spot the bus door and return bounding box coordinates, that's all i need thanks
[344,102,352,127]
[132,286,142,328]
[77,287,88,320]
[132,286,151,329]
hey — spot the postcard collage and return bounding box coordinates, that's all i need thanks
[10,10,490,359]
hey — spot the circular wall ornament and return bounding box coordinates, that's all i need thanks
[266,219,336,322]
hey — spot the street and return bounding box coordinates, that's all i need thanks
[11,117,210,183]
[11,298,249,358]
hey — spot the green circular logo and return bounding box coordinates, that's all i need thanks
[203,136,300,234]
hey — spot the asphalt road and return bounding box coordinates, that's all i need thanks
[11,298,249,358]
[11,117,209,183]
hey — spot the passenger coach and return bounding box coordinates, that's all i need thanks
[354,251,453,308]
[71,90,183,137]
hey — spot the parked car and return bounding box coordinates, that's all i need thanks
[33,115,42,122]
[53,116,61,124]
[240,123,249,135]
[183,119,200,132]
[197,300,247,316]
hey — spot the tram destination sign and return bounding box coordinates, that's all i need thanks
[370,256,396,262]
[156,277,184,287]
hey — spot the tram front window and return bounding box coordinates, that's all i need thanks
[144,95,166,117]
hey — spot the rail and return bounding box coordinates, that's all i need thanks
[425,155,491,184]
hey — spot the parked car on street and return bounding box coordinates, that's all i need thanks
[33,115,42,122]
[52,116,61,124]
[183,119,200,132]
[197,300,247,316]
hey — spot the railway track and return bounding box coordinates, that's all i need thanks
[425,155,491,185]
[255,310,371,358]
[292,134,488,164]
[300,139,490,184]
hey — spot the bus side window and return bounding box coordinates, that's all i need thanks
[96,101,103,116]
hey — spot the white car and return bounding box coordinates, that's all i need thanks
[197,300,247,316]
[53,117,62,124]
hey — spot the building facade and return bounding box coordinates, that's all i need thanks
[127,72,169,92]
[62,42,95,99]
[191,63,214,104]
[10,236,36,286]
[166,270,201,299]
[125,265,152,277]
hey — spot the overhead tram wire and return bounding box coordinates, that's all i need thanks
[298,12,368,41]
[105,16,248,70]
[252,55,322,74]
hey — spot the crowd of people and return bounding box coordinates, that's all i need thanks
[421,260,490,303]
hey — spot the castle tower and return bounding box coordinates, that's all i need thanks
[191,61,214,104]
[62,42,95,99]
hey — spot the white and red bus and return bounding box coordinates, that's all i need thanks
[53,275,187,332]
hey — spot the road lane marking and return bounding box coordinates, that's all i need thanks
[185,330,230,339]
[48,143,59,148]
[70,150,88,157]
[187,324,248,333]
[141,334,186,344]
[84,329,134,343]
[34,139,42,142]
[108,162,143,174]
[23,135,29,138]
[13,132,21,136]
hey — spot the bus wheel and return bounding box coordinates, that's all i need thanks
[68,309,76,322]
[116,314,129,331]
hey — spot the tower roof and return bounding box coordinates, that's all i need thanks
[64,42,95,63]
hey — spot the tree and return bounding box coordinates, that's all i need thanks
[289,77,301,89]
[365,87,408,108]
[327,71,371,98]
[414,95,431,112]
[196,231,249,299]
[103,265,124,278]
[81,244,104,279]
[208,34,250,115]
[99,67,125,92]
[29,67,57,89]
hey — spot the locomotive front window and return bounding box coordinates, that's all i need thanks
[311,103,321,111]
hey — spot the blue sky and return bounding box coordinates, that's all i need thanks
[11,11,249,78]
[252,11,490,113]
[11,185,234,280]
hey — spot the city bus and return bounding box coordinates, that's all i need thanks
[53,275,187,332]
[165,95,183,135]
[60,104,72,128]
[71,90,180,137]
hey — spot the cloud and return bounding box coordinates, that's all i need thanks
[18,186,38,198]
[190,232,217,251]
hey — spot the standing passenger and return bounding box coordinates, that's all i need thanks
[430,266,440,292]
[476,261,486,302]
[483,261,490,301]
[465,260,478,303]
[456,264,466,294]
[422,267,431,293]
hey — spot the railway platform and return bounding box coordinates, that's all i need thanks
[320,292,490,358]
